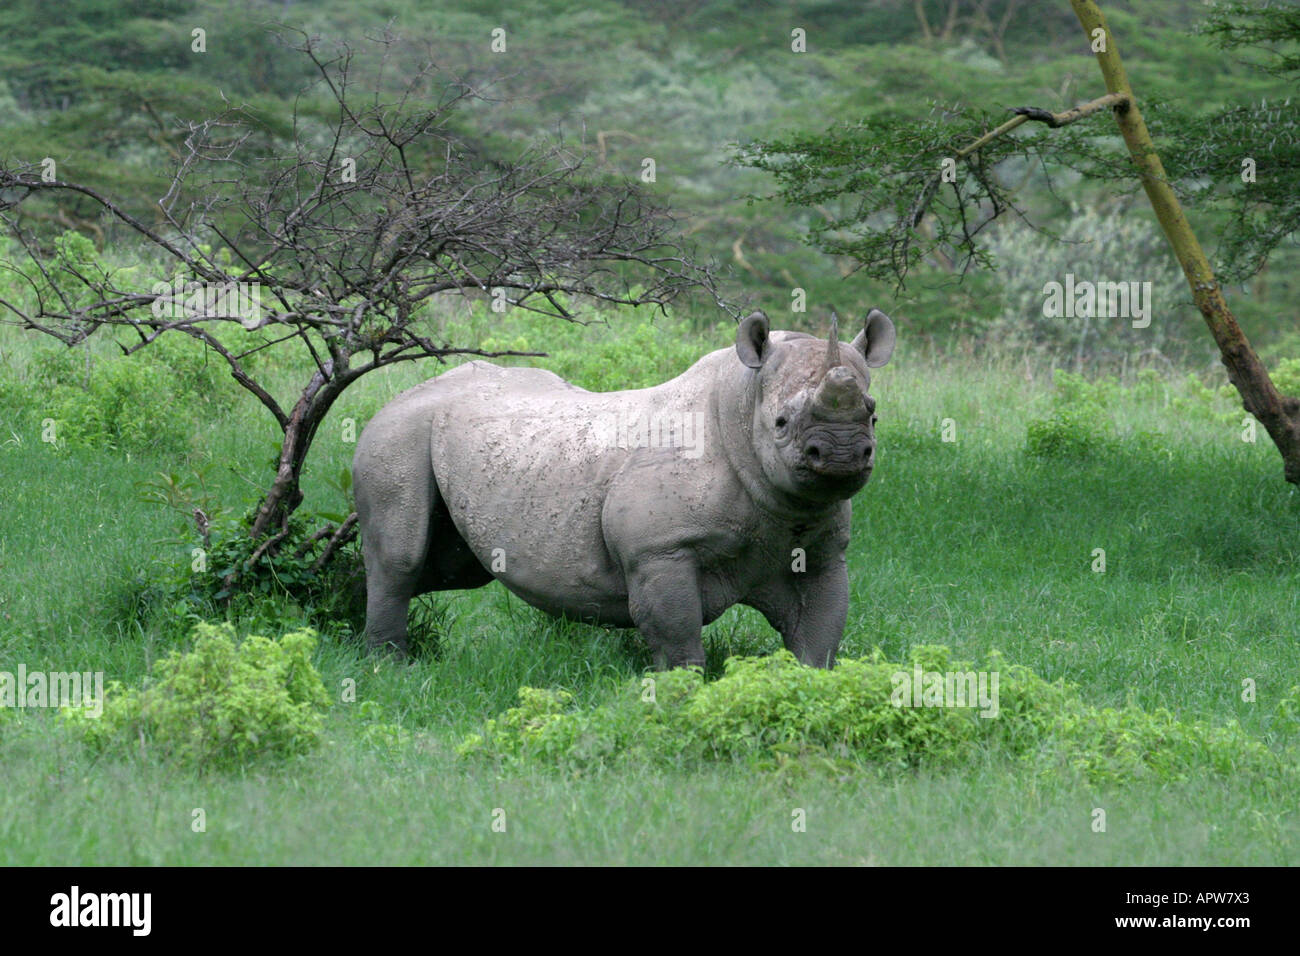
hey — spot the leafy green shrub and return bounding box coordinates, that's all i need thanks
[1022,364,1255,459]
[43,354,177,451]
[458,672,706,767]
[1020,368,1209,458]
[62,622,330,770]
[536,316,717,392]
[28,332,235,453]
[1025,404,1109,459]
[1050,369,1118,409]
[1049,705,1268,785]
[200,509,359,605]
[1025,369,1114,459]
[457,297,718,393]
[1168,372,1241,426]
[125,496,366,635]
[459,646,1283,784]
[1271,358,1300,397]
[460,647,1043,771]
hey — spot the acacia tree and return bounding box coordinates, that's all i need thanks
[0,31,716,583]
[740,0,1300,484]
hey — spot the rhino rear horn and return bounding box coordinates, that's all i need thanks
[850,309,897,368]
[736,311,770,369]
[825,310,842,371]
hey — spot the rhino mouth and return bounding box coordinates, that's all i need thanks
[797,423,875,487]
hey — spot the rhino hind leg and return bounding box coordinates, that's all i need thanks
[357,459,490,655]
[357,479,429,655]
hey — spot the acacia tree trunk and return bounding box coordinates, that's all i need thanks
[248,360,362,541]
[1072,0,1300,484]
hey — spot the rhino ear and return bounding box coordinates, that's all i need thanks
[736,311,771,369]
[851,309,896,368]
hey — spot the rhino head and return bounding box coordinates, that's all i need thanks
[735,308,896,503]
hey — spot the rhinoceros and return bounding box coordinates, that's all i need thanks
[352,308,896,668]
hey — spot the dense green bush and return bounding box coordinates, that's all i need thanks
[1050,704,1268,785]
[1025,403,1110,459]
[62,622,330,770]
[18,332,236,454]
[0,231,239,453]
[1271,358,1300,397]
[1023,367,1243,459]
[353,699,414,758]
[459,646,1284,784]
[122,482,366,635]
[1024,370,1114,459]
[470,303,719,393]
[199,509,362,608]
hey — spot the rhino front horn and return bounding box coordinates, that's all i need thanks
[811,365,870,422]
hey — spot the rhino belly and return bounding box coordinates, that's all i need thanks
[425,365,635,624]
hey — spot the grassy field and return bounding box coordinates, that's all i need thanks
[1,306,1298,865]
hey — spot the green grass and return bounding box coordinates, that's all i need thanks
[1,306,1298,864]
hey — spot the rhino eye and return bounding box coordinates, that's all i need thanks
[775,416,788,429]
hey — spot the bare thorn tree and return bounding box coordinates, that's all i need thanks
[0,30,719,588]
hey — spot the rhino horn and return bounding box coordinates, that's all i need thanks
[824,310,842,372]
[811,365,870,422]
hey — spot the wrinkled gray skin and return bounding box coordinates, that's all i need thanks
[353,308,896,668]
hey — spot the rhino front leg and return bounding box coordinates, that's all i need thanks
[749,561,849,668]
[625,556,706,670]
